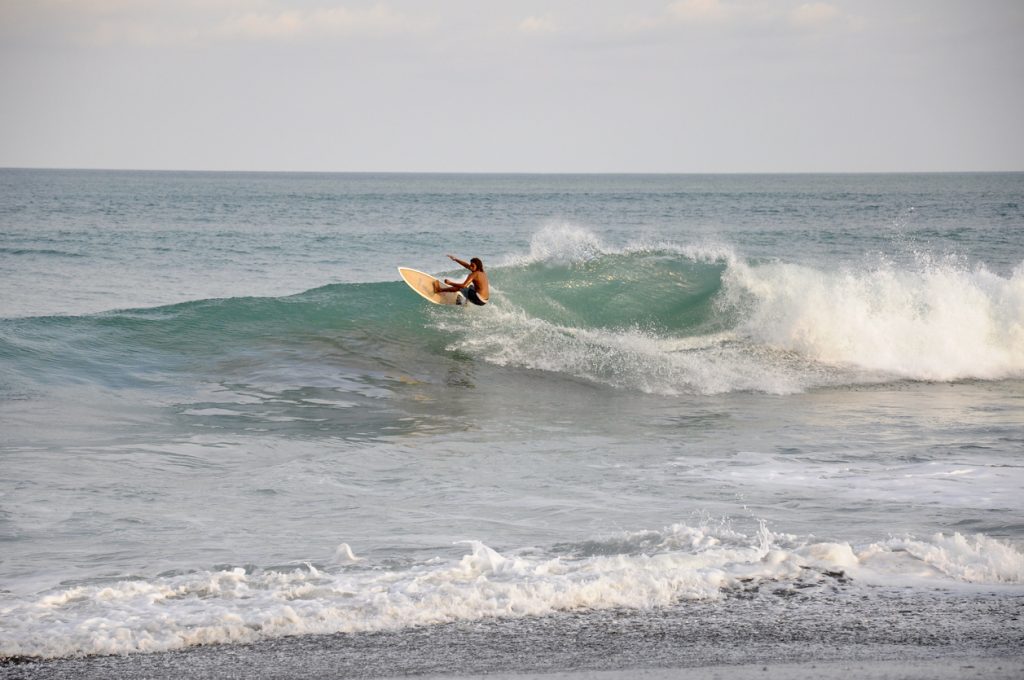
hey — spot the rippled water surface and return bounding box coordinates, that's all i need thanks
[1,170,1022,659]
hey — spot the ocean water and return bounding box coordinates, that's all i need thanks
[0,170,1023,662]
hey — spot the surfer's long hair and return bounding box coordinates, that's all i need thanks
[471,257,484,271]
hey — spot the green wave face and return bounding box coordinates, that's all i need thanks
[493,251,729,333]
[0,281,436,393]
[4,245,1022,399]
[2,250,728,364]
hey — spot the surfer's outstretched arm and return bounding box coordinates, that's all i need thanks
[448,254,471,270]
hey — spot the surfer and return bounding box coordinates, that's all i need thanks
[434,254,489,306]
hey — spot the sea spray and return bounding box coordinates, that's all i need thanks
[726,257,1024,382]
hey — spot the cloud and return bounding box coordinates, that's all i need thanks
[621,1,859,38]
[11,0,258,16]
[620,0,740,34]
[5,2,434,47]
[221,5,432,41]
[666,0,734,24]
[519,15,557,35]
[789,2,841,29]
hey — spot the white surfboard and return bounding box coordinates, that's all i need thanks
[398,267,461,305]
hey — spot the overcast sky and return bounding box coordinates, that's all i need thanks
[1,0,1021,172]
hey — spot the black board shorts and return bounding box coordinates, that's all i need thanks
[458,285,488,306]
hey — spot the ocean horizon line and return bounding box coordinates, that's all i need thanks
[2,166,1022,177]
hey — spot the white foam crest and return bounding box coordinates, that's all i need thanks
[499,223,742,270]
[2,526,1021,660]
[332,543,360,564]
[622,239,742,267]
[859,533,1024,584]
[448,304,816,395]
[726,258,1024,382]
[501,222,612,267]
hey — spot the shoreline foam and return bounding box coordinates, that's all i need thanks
[3,587,1021,679]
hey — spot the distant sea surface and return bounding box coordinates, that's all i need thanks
[1,170,1022,662]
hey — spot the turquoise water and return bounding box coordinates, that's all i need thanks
[1,170,1023,659]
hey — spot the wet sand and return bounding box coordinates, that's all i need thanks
[417,659,1024,680]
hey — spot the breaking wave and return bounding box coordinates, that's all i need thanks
[450,225,1024,394]
[3,225,1022,396]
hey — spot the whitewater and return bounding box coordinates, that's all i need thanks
[0,170,1022,672]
